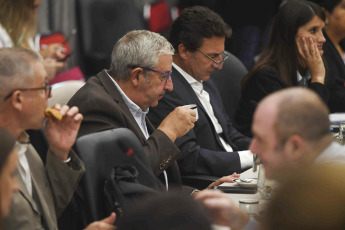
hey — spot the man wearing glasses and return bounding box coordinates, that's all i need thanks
[0,48,116,229]
[148,6,253,178]
[68,30,197,194]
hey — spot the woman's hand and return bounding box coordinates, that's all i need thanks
[297,37,325,84]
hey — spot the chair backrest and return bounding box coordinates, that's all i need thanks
[144,0,172,33]
[75,0,147,78]
[74,128,160,223]
[211,51,248,123]
[48,80,85,107]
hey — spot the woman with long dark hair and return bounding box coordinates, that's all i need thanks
[235,0,328,137]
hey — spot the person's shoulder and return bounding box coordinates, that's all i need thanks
[253,66,279,77]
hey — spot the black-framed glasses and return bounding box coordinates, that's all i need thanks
[129,65,172,83]
[3,81,52,101]
[196,49,228,67]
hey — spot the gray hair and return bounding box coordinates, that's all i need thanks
[0,48,41,99]
[108,30,174,81]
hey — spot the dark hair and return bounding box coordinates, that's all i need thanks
[168,6,228,52]
[0,128,16,223]
[242,0,325,89]
[310,0,341,13]
[117,192,211,230]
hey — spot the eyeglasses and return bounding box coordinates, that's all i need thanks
[129,66,172,83]
[196,49,228,67]
[3,81,52,101]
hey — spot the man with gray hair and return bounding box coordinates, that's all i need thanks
[68,30,197,193]
[0,48,115,230]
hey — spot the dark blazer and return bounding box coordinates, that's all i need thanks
[68,70,191,193]
[235,66,328,137]
[148,66,251,177]
[323,32,345,112]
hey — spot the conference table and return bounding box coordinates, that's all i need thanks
[219,168,269,213]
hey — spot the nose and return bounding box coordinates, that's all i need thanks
[317,31,326,43]
[214,61,223,70]
[249,138,259,155]
[164,76,173,92]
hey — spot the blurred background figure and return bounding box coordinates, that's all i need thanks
[0,128,20,228]
[310,0,345,113]
[0,0,68,80]
[235,0,328,137]
[262,163,345,230]
[117,192,212,230]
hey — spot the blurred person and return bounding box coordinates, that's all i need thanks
[0,128,20,227]
[148,6,252,178]
[262,163,345,230]
[310,0,345,112]
[117,192,212,230]
[196,87,345,230]
[0,48,114,230]
[0,0,68,80]
[235,0,328,137]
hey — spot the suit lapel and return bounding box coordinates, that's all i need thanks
[97,70,150,143]
[16,169,40,214]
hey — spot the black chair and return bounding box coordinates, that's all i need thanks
[75,0,147,78]
[211,51,248,124]
[74,128,160,224]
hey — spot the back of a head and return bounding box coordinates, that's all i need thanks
[108,30,174,81]
[168,6,228,52]
[117,192,211,230]
[0,48,40,101]
[272,88,330,144]
[263,163,345,230]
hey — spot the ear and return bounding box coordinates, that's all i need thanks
[283,134,306,162]
[10,90,24,111]
[177,43,190,60]
[129,67,143,87]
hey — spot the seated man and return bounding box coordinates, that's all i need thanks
[148,6,252,177]
[0,48,115,230]
[195,87,345,230]
[68,30,197,193]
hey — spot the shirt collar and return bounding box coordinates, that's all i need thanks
[105,70,149,115]
[172,62,204,94]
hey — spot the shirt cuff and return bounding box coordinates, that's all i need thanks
[238,150,253,170]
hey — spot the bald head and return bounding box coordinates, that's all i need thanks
[258,88,330,144]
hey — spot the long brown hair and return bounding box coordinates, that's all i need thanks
[241,0,325,90]
[0,0,37,49]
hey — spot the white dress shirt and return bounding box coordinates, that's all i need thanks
[107,71,169,190]
[173,63,253,170]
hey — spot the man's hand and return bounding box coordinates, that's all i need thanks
[195,190,249,230]
[205,173,240,189]
[157,106,196,142]
[84,212,116,230]
[45,104,83,161]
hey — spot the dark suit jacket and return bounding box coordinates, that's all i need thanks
[68,70,191,193]
[235,66,328,137]
[323,32,345,112]
[148,67,251,177]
